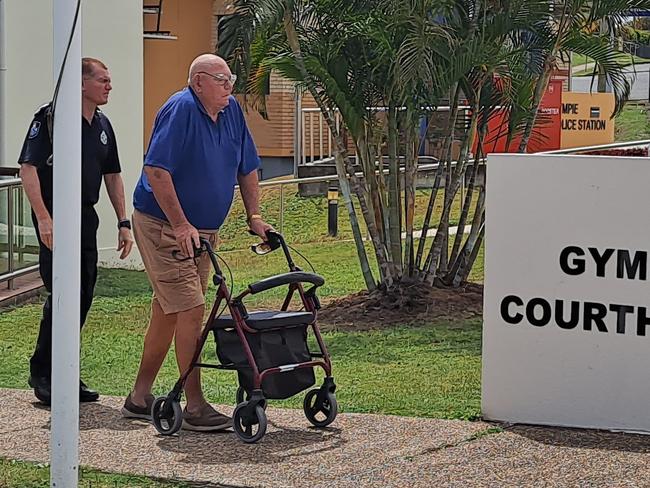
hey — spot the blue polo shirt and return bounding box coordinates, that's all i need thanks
[133,88,260,229]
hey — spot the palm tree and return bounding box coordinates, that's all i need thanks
[217,0,640,297]
[517,0,650,152]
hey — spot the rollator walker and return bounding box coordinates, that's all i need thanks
[151,230,338,443]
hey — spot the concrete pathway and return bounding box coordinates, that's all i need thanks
[2,388,650,487]
[571,63,650,101]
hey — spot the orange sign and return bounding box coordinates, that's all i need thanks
[559,92,615,149]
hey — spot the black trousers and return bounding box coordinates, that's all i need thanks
[29,207,99,378]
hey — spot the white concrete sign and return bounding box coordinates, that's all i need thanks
[483,153,650,433]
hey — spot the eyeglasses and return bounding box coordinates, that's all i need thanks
[198,71,237,87]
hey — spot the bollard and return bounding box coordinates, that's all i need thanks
[327,186,338,237]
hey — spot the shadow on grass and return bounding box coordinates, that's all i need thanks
[156,423,345,465]
[507,424,650,454]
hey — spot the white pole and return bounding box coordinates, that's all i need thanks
[0,0,7,165]
[51,1,81,487]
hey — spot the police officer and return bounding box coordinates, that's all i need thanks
[18,57,133,405]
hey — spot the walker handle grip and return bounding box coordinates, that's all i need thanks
[247,271,324,295]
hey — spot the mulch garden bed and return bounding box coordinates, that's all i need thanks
[318,282,483,331]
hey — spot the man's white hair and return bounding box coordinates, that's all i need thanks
[187,54,228,85]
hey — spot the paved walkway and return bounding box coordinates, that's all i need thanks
[2,388,650,487]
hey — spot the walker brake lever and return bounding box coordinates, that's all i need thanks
[248,229,281,254]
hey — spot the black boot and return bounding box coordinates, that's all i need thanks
[28,375,51,405]
[79,380,99,402]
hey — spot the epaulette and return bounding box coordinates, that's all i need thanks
[33,102,52,117]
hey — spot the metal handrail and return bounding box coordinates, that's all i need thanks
[0,178,39,287]
[0,138,646,284]
[0,177,21,189]
[255,156,445,188]
[1,265,39,283]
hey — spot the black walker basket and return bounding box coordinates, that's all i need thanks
[214,323,315,400]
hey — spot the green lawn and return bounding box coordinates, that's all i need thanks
[615,103,650,141]
[219,182,477,251]
[0,240,483,419]
[0,207,484,486]
[0,460,191,488]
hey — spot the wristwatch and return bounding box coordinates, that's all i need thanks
[118,219,131,230]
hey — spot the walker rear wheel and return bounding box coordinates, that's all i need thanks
[304,388,337,428]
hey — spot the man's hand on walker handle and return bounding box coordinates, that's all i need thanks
[173,221,200,257]
[248,214,274,241]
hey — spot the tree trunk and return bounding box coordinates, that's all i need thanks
[517,62,552,153]
[355,135,395,284]
[424,89,481,286]
[448,120,485,265]
[333,147,377,291]
[374,121,392,268]
[415,83,461,271]
[387,103,403,271]
[452,225,484,286]
[445,185,485,287]
[403,112,418,277]
[456,217,484,286]
[282,12,378,290]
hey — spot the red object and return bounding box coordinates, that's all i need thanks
[583,148,648,157]
[477,79,563,154]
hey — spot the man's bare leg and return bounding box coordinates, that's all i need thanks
[130,298,176,406]
[173,304,208,412]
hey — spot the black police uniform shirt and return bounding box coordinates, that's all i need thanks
[17,103,122,212]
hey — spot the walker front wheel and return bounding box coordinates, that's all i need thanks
[236,386,249,405]
[233,403,267,443]
[151,396,182,436]
[236,386,267,410]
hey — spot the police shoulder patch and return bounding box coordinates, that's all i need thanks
[28,121,41,139]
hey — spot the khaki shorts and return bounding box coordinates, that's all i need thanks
[133,210,218,314]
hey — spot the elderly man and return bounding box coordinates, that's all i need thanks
[18,57,133,405]
[122,54,272,431]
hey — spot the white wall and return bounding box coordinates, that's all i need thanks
[1,0,143,268]
[2,0,53,166]
[82,1,143,268]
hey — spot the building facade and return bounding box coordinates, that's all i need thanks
[0,0,144,268]
[144,0,298,179]
[0,0,302,268]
